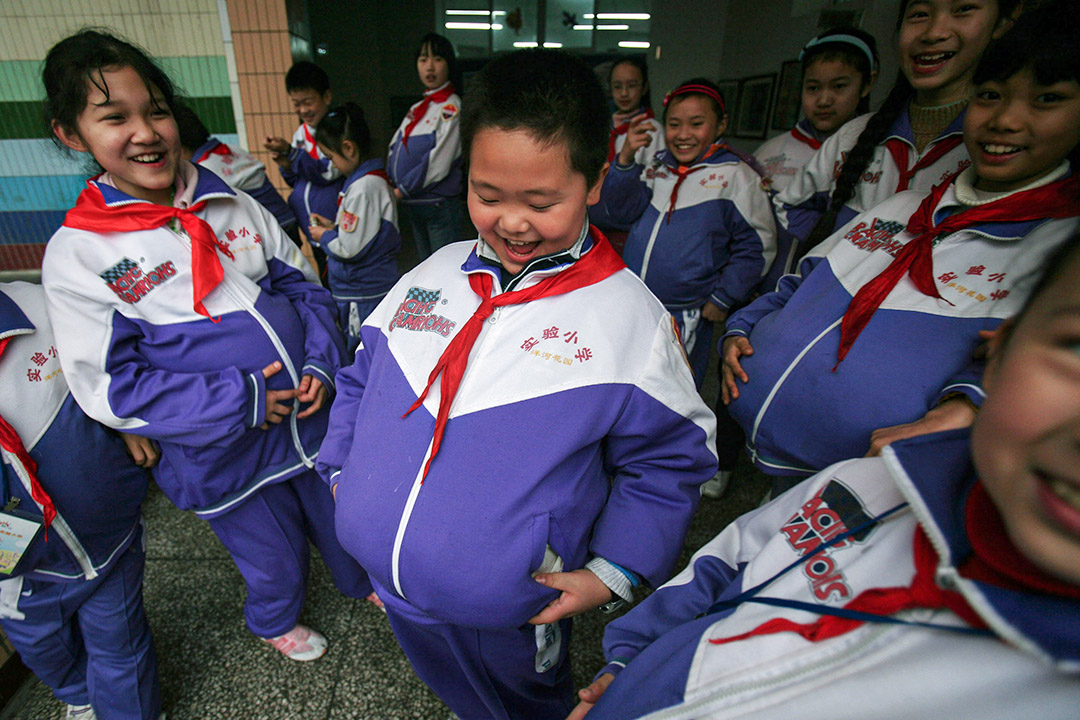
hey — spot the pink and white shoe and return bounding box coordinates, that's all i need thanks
[262,624,327,661]
[366,591,387,613]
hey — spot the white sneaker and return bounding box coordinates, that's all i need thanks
[701,470,732,499]
[262,624,327,661]
[65,705,97,720]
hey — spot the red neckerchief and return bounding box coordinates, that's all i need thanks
[63,182,232,321]
[961,481,1080,600]
[302,124,319,160]
[608,108,655,163]
[835,173,1080,365]
[0,337,56,538]
[403,227,626,482]
[790,124,822,151]
[708,523,986,647]
[196,141,231,164]
[403,84,456,149]
[665,142,727,224]
[885,135,964,192]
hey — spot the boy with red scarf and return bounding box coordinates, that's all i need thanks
[317,50,716,720]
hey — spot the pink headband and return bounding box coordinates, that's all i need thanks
[663,84,726,115]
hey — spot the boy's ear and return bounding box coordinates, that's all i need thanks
[587,162,610,206]
[53,121,88,153]
[322,90,333,106]
[981,318,1016,392]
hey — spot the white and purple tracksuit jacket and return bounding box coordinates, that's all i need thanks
[280,123,344,240]
[192,137,298,231]
[724,176,1079,477]
[754,119,828,194]
[41,165,345,519]
[587,429,1080,720]
[316,232,718,630]
[387,83,463,206]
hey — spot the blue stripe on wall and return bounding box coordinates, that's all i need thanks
[0,210,66,247]
[0,175,86,212]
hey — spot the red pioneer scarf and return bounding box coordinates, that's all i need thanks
[791,124,822,151]
[195,141,231,163]
[63,183,231,321]
[835,172,1080,365]
[609,108,656,163]
[665,142,729,224]
[403,228,626,482]
[0,337,56,537]
[403,84,456,149]
[302,123,319,160]
[885,135,964,192]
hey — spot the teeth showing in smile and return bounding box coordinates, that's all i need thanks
[132,153,163,163]
[1049,477,1080,512]
[982,144,1022,155]
[914,52,955,64]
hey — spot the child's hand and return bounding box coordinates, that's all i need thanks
[309,212,333,228]
[120,432,160,468]
[296,374,328,419]
[865,396,978,456]
[617,114,655,166]
[702,301,728,324]
[263,136,291,156]
[721,336,754,404]
[567,673,615,720]
[261,361,298,429]
[393,187,404,201]
[529,569,613,625]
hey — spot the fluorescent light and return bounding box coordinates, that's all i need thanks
[543,42,562,48]
[597,24,630,30]
[584,13,595,18]
[445,22,503,29]
[445,9,490,15]
[573,24,594,30]
[597,13,650,20]
[618,41,651,48]
[513,41,538,47]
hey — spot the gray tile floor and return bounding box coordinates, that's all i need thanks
[2,264,767,720]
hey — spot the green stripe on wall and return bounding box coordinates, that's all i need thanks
[0,97,235,140]
[0,56,230,103]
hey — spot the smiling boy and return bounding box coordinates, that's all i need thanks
[317,50,717,719]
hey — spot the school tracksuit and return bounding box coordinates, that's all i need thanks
[280,122,345,244]
[0,282,160,720]
[192,137,298,233]
[41,163,370,639]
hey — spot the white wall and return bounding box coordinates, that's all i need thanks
[648,0,732,114]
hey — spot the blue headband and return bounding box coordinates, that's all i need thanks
[799,33,877,72]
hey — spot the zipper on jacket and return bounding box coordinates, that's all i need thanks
[638,205,667,282]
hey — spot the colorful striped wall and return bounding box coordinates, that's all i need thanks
[0,0,251,273]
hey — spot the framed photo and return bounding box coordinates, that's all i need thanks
[716,78,740,122]
[734,74,777,139]
[771,60,803,132]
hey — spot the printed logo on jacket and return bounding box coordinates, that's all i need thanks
[843,218,906,255]
[100,257,177,305]
[388,286,456,337]
[779,480,876,602]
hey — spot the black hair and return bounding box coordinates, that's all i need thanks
[610,55,653,112]
[171,101,210,151]
[314,102,372,159]
[460,49,609,188]
[416,33,460,90]
[801,26,880,114]
[974,0,1079,87]
[662,77,726,123]
[285,61,330,95]
[42,28,176,146]
[802,0,1023,253]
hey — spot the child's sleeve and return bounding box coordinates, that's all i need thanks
[321,178,395,263]
[595,160,654,227]
[708,167,777,311]
[41,243,261,445]
[392,103,461,199]
[288,144,342,186]
[314,323,377,486]
[588,314,717,590]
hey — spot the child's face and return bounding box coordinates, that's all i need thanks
[318,140,360,177]
[665,95,726,165]
[897,0,1006,104]
[417,46,450,91]
[289,88,332,128]
[802,58,869,136]
[964,68,1080,193]
[467,128,605,276]
[972,247,1080,586]
[611,62,647,114]
[54,65,180,206]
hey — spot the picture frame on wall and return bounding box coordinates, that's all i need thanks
[734,74,776,139]
[716,78,740,121]
[771,60,803,132]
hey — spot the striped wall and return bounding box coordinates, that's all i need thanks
[0,0,255,273]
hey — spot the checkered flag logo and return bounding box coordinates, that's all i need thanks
[406,287,441,304]
[100,257,140,284]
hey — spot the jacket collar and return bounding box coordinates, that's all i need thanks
[929,175,1064,241]
[0,288,34,341]
[90,161,236,208]
[884,429,1080,669]
[464,220,593,293]
[885,103,966,148]
[657,141,737,171]
[343,158,387,192]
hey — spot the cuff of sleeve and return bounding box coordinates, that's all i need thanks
[586,557,637,603]
[303,363,336,398]
[721,328,749,340]
[614,161,640,172]
[708,293,732,310]
[597,659,629,681]
[937,385,985,409]
[246,371,267,428]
